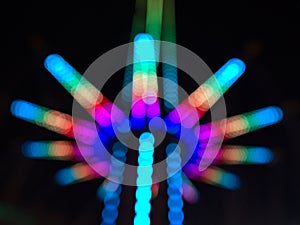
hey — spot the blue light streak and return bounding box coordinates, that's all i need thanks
[166,143,184,225]
[134,132,155,225]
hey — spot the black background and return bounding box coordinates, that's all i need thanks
[1,2,299,225]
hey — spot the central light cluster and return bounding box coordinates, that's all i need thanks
[10,0,283,225]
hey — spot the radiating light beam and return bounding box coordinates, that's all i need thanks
[195,106,284,143]
[44,54,103,110]
[11,99,72,136]
[11,100,100,144]
[44,54,126,128]
[208,145,274,165]
[22,141,91,161]
[184,165,241,190]
[165,58,246,129]
[182,174,199,204]
[55,162,109,186]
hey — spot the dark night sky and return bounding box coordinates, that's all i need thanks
[1,3,300,225]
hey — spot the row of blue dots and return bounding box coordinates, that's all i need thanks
[166,143,184,225]
[134,132,155,225]
[100,142,128,225]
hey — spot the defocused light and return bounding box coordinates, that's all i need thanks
[145,0,163,63]
[219,146,274,164]
[196,106,284,142]
[55,162,107,186]
[44,54,103,110]
[146,100,160,119]
[132,33,160,126]
[55,167,76,186]
[182,175,199,204]
[151,177,159,198]
[161,0,178,112]
[166,143,184,225]
[165,58,245,131]
[184,165,240,190]
[45,54,129,131]
[8,2,286,225]
[22,141,76,160]
[247,147,273,163]
[134,132,155,225]
[214,58,245,92]
[200,166,241,190]
[11,100,99,145]
[11,100,73,136]
[100,142,127,225]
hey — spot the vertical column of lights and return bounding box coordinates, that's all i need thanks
[144,46,160,120]
[99,142,128,225]
[145,0,163,62]
[162,0,178,112]
[166,143,184,225]
[131,33,158,129]
[161,0,184,221]
[160,1,184,221]
[144,0,162,120]
[122,0,147,103]
[131,34,148,129]
[134,132,155,225]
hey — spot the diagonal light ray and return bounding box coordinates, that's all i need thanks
[182,174,199,204]
[184,165,241,190]
[44,54,103,110]
[44,54,127,128]
[10,100,99,144]
[55,162,109,186]
[165,58,246,129]
[195,106,284,143]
